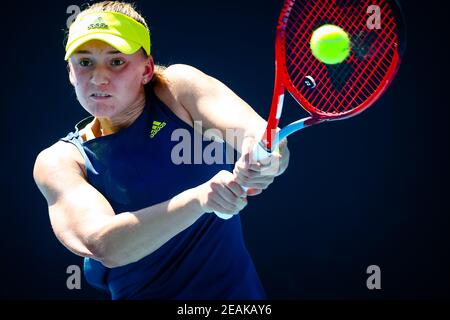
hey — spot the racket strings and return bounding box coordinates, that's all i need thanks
[289,0,384,106]
[291,0,397,114]
[286,2,338,84]
[289,3,346,111]
[282,0,400,117]
[344,16,397,112]
[326,13,396,113]
[286,2,347,111]
[341,4,397,109]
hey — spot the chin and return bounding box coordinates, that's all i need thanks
[92,109,117,119]
[84,101,117,118]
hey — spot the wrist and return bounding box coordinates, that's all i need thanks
[191,184,210,215]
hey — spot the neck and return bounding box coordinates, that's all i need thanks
[95,97,146,136]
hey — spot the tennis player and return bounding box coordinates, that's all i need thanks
[33,1,289,299]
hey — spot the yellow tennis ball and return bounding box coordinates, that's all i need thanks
[310,25,351,64]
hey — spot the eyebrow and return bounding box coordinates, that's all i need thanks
[74,50,121,55]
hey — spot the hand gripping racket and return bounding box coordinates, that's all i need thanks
[215,0,406,219]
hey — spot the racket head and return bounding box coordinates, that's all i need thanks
[275,0,406,121]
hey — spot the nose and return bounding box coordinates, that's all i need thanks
[90,66,110,86]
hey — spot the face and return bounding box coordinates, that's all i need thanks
[68,40,154,119]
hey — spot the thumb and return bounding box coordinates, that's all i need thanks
[241,136,257,166]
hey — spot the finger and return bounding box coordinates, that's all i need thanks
[246,188,263,196]
[226,180,247,198]
[212,189,237,212]
[235,174,275,186]
[214,182,248,210]
[233,167,258,181]
[234,158,250,172]
[209,194,236,214]
[235,161,277,176]
[236,175,275,184]
[250,154,282,168]
[244,182,272,190]
[245,166,279,177]
[215,183,244,204]
[245,159,281,175]
[213,192,247,214]
[234,167,278,182]
[235,179,272,190]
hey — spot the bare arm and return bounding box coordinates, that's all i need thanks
[162,64,268,152]
[33,142,246,268]
[162,64,290,193]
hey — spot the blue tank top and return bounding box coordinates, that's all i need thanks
[60,92,266,300]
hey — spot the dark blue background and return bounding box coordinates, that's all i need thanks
[0,0,448,299]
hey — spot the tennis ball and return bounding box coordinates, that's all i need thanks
[310,24,351,64]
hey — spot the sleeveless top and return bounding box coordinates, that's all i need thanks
[60,91,266,300]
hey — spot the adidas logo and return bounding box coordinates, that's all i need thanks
[88,17,109,30]
[150,121,166,138]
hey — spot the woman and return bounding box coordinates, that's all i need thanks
[33,1,289,299]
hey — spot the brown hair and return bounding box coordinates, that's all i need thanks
[73,1,167,94]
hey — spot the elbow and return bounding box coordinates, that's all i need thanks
[87,242,124,268]
[98,257,123,269]
[93,249,120,268]
[85,233,123,268]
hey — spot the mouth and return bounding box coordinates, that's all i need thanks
[90,92,112,100]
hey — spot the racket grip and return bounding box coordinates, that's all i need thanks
[214,141,273,220]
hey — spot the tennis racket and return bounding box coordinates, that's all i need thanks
[215,0,406,219]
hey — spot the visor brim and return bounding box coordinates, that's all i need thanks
[65,33,141,60]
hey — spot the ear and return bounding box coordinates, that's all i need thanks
[67,62,76,87]
[142,55,155,85]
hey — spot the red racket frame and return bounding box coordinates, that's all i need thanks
[262,0,405,150]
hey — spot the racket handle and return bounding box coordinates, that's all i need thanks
[214,141,273,220]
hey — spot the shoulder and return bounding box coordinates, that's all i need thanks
[160,64,215,96]
[158,64,230,108]
[153,64,213,126]
[33,141,86,190]
[163,64,207,80]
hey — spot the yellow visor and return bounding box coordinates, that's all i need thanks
[65,11,150,60]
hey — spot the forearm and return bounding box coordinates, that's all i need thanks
[92,186,206,268]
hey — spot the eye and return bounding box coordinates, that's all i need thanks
[79,59,92,67]
[111,59,125,66]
